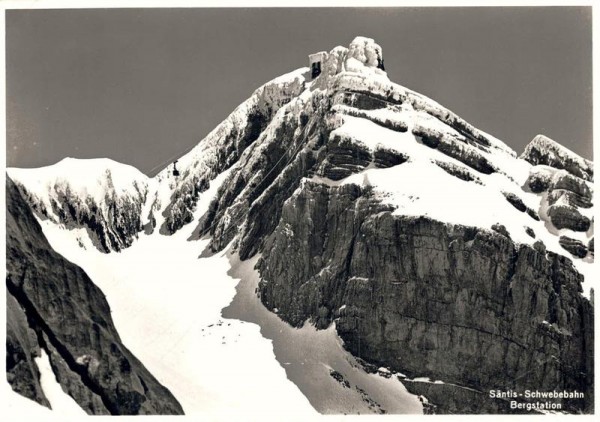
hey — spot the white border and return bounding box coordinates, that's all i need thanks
[0,2,596,421]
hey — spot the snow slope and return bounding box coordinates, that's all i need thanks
[35,350,87,416]
[20,165,422,417]
[30,183,317,418]
[317,112,594,296]
[8,157,150,223]
[224,255,422,414]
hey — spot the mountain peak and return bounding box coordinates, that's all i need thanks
[308,36,387,84]
[521,134,593,181]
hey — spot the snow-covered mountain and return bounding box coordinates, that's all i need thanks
[9,158,151,252]
[7,36,594,414]
[6,177,183,415]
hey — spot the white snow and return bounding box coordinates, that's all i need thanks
[8,157,149,219]
[3,383,54,418]
[35,218,315,418]
[346,36,385,74]
[22,160,423,416]
[522,134,594,177]
[224,255,422,415]
[313,108,595,297]
[35,349,87,416]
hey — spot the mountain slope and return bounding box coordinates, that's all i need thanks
[7,36,594,414]
[6,176,183,415]
[8,158,151,253]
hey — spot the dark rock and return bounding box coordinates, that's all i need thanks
[502,192,539,221]
[339,90,399,110]
[435,161,480,183]
[320,133,372,180]
[373,148,408,169]
[418,394,437,414]
[413,126,441,149]
[526,208,540,221]
[589,238,594,253]
[329,370,350,388]
[13,179,146,254]
[559,236,588,258]
[162,107,270,235]
[412,126,496,175]
[491,223,511,239]
[6,176,184,415]
[520,135,593,182]
[524,168,593,208]
[526,172,551,193]
[337,105,408,132]
[10,54,594,416]
[162,70,307,237]
[548,190,593,209]
[255,180,594,414]
[6,293,50,408]
[533,240,546,254]
[185,93,594,414]
[409,94,495,150]
[525,227,535,238]
[547,205,591,232]
[553,172,593,198]
[503,192,527,212]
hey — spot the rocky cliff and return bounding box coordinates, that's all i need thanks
[259,200,594,413]
[197,37,594,413]
[8,159,150,253]
[6,176,183,415]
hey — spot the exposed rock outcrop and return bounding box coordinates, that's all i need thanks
[6,293,50,408]
[521,135,593,181]
[412,124,497,175]
[559,236,589,258]
[9,159,150,253]
[547,205,591,232]
[6,176,183,415]
[256,183,594,413]
[319,133,372,180]
[159,69,308,236]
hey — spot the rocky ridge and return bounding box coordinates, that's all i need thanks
[6,176,183,415]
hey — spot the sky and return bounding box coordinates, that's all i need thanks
[6,7,593,176]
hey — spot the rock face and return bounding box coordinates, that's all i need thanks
[559,236,589,258]
[257,184,594,413]
[9,159,150,253]
[5,176,183,415]
[521,134,593,182]
[6,293,50,409]
[523,160,593,254]
[157,68,308,236]
[547,205,591,232]
[8,36,595,415]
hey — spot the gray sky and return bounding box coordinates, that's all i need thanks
[6,7,592,176]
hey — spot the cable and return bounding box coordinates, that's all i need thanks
[147,142,199,176]
[201,124,311,242]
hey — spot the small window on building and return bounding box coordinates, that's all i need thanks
[309,52,327,80]
[376,51,385,71]
[311,61,322,79]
